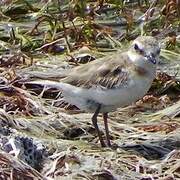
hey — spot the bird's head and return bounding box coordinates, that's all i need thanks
[129,36,161,66]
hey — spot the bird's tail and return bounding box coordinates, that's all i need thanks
[24,80,63,90]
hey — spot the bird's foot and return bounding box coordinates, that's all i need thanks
[103,141,119,150]
[99,139,106,147]
[99,140,119,149]
[110,143,119,150]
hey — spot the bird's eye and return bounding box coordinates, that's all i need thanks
[134,43,143,54]
[134,44,139,50]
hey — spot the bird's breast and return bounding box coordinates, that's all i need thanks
[88,75,153,107]
[59,75,154,112]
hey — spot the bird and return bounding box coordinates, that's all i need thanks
[25,36,161,147]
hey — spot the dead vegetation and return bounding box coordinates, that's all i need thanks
[0,0,180,179]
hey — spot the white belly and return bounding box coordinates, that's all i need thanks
[90,77,152,106]
[60,76,153,112]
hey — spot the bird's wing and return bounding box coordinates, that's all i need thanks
[62,52,135,89]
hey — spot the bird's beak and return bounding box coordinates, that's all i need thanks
[145,53,156,64]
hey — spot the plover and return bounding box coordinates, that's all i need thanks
[26,36,161,147]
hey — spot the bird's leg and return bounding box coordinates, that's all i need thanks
[102,113,111,147]
[92,104,106,147]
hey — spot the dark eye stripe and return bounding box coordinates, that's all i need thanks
[134,44,144,54]
[139,48,144,54]
[134,44,139,50]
